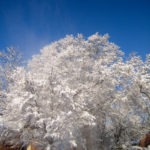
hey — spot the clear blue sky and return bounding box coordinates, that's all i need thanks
[0,0,150,60]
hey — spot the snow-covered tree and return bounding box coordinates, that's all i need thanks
[0,34,149,149]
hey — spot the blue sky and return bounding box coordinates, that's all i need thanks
[0,0,150,60]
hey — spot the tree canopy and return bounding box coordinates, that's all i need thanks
[0,33,149,149]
